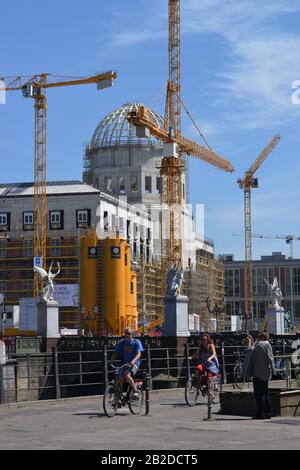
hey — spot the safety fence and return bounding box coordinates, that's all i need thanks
[1,339,299,405]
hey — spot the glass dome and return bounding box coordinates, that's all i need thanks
[90,102,164,148]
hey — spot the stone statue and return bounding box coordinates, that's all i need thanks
[284,310,292,333]
[34,260,61,302]
[166,262,184,297]
[264,276,283,310]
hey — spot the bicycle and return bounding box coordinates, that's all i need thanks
[233,350,251,389]
[185,362,220,407]
[103,364,144,417]
[274,355,288,380]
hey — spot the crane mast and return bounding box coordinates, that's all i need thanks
[238,134,281,328]
[34,85,47,295]
[244,187,253,327]
[128,1,234,272]
[2,71,117,296]
[167,0,181,132]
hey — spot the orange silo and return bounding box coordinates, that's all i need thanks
[80,230,98,334]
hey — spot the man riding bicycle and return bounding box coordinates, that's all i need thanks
[111,328,144,398]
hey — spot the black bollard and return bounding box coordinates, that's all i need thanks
[145,372,150,416]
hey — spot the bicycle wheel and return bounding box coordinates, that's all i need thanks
[128,387,144,415]
[185,376,200,407]
[207,378,220,405]
[103,384,118,417]
[233,363,244,389]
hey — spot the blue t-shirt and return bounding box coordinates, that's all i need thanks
[115,338,144,366]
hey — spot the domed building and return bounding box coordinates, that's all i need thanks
[83,102,188,208]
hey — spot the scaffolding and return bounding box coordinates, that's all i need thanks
[133,258,164,331]
[185,250,225,331]
[0,232,80,329]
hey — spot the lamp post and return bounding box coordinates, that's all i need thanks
[205,296,226,332]
[0,294,6,337]
[80,306,86,336]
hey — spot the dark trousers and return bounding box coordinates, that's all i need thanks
[253,377,272,418]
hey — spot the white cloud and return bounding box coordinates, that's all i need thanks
[108,31,165,48]
[183,0,300,128]
[103,0,300,130]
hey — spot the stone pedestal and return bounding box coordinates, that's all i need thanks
[164,295,190,337]
[36,299,60,339]
[265,307,285,335]
[0,340,7,365]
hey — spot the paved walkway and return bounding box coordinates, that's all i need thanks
[0,389,299,450]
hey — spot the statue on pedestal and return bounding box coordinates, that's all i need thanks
[166,262,184,297]
[284,310,292,333]
[264,276,283,310]
[34,260,60,302]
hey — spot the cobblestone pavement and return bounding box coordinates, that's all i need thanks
[0,389,299,450]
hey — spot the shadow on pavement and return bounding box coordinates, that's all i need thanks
[159,402,207,408]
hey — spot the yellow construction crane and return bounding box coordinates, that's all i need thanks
[129,0,234,269]
[256,234,300,260]
[237,134,281,327]
[1,71,117,296]
[234,233,300,260]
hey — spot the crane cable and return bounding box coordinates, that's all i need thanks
[174,88,213,151]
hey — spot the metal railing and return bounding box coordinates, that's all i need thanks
[0,341,299,405]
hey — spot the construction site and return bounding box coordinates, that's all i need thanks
[0,1,232,340]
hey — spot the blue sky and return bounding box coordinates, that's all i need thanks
[1,0,300,260]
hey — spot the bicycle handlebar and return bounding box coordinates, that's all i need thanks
[109,363,132,371]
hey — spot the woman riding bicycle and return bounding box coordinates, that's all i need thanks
[189,334,219,382]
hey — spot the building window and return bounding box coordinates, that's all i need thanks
[234,269,240,297]
[76,209,91,229]
[0,212,10,232]
[105,176,112,193]
[49,210,64,230]
[287,267,300,296]
[51,212,60,224]
[104,211,109,232]
[119,177,125,194]
[0,213,7,225]
[145,176,152,193]
[127,220,131,239]
[94,177,99,189]
[146,245,150,263]
[133,223,139,240]
[23,211,34,231]
[119,217,124,233]
[225,270,234,297]
[131,174,138,192]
